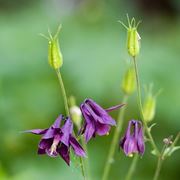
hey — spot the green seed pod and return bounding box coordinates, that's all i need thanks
[127,28,140,57]
[69,96,82,129]
[122,67,136,95]
[143,94,156,122]
[41,25,63,70]
[48,38,63,69]
[119,15,141,57]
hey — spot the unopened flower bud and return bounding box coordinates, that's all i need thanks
[143,85,161,122]
[163,136,173,145]
[42,25,63,69]
[122,67,136,95]
[69,96,82,129]
[143,94,156,122]
[119,15,141,57]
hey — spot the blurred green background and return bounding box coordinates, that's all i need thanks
[0,0,180,179]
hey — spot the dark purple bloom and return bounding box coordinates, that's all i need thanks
[80,98,124,142]
[23,115,86,165]
[120,120,145,156]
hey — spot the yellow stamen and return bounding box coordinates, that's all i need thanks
[128,153,133,157]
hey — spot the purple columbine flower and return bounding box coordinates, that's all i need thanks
[120,120,145,156]
[23,115,86,165]
[80,98,124,142]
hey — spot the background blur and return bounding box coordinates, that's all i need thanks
[0,0,180,179]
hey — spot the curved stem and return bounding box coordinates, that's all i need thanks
[56,69,70,116]
[125,154,139,180]
[132,57,160,155]
[102,95,129,180]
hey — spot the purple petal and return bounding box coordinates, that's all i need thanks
[38,139,52,149]
[22,129,48,135]
[96,122,110,136]
[125,120,133,138]
[58,144,70,166]
[38,148,46,155]
[61,118,73,146]
[105,104,125,112]
[120,136,126,148]
[137,125,145,155]
[80,104,91,124]
[42,127,55,139]
[52,115,63,128]
[70,136,86,157]
[84,122,95,143]
[123,137,138,156]
[85,99,116,126]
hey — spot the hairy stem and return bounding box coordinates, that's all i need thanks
[102,95,129,180]
[133,57,160,155]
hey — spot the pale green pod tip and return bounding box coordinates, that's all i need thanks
[119,14,141,57]
[122,66,136,95]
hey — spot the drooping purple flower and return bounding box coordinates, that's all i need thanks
[23,115,86,165]
[80,98,124,142]
[120,120,145,156]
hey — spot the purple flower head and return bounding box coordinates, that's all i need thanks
[120,120,145,156]
[80,98,124,142]
[23,115,86,165]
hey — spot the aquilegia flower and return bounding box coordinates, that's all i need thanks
[23,115,86,165]
[120,120,145,156]
[80,98,124,142]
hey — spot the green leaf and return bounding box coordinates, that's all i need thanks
[151,149,159,157]
[163,146,180,157]
[148,123,157,132]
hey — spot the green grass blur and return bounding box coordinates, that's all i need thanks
[0,0,180,180]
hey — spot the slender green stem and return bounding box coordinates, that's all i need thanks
[153,156,163,180]
[81,137,91,180]
[102,95,129,180]
[153,144,167,180]
[132,57,160,155]
[56,69,70,116]
[80,157,86,180]
[56,69,86,179]
[125,154,139,180]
